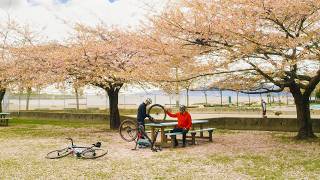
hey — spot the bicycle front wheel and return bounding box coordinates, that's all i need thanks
[81,148,108,159]
[119,119,138,142]
[147,104,166,121]
[46,148,71,159]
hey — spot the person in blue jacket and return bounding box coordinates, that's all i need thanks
[137,98,153,128]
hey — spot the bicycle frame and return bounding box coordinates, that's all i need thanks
[65,138,97,156]
[46,138,107,159]
[132,125,161,152]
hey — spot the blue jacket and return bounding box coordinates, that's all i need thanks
[137,103,151,124]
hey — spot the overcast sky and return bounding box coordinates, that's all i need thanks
[0,0,166,94]
[0,0,164,41]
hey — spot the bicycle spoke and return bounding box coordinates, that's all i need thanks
[81,148,108,159]
[119,120,138,142]
[46,148,71,159]
[148,104,166,121]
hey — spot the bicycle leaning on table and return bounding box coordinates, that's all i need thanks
[46,138,108,159]
[119,104,167,152]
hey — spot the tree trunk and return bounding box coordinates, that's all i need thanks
[220,90,223,107]
[106,84,123,129]
[26,87,32,110]
[236,91,239,107]
[75,87,79,111]
[204,91,208,105]
[0,89,6,112]
[186,88,189,107]
[278,93,281,106]
[291,90,316,139]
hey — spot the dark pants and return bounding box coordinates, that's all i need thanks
[137,120,145,139]
[171,127,188,146]
[262,109,266,116]
[137,119,145,128]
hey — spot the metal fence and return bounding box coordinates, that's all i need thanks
[2,90,300,111]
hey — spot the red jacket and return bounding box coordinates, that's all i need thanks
[166,111,192,130]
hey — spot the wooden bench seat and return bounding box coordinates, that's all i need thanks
[165,128,215,147]
[0,118,12,126]
[145,129,172,134]
[165,132,184,147]
[189,128,215,145]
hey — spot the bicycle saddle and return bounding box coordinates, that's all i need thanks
[94,142,101,148]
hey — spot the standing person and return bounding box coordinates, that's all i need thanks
[165,105,192,147]
[261,99,267,118]
[137,98,153,128]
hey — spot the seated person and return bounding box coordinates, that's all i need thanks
[165,105,192,147]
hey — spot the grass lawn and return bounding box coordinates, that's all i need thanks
[0,118,320,179]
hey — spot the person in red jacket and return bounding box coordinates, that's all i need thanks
[165,105,192,147]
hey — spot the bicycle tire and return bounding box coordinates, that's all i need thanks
[147,104,166,121]
[119,119,138,142]
[46,148,71,159]
[81,148,108,159]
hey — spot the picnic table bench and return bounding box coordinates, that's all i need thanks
[145,120,215,148]
[0,112,11,126]
[165,128,215,147]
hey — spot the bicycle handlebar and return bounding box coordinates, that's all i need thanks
[66,137,74,146]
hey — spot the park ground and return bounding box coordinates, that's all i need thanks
[0,118,320,179]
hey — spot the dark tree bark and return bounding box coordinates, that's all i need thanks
[220,90,223,107]
[75,87,79,111]
[236,91,239,107]
[290,85,316,139]
[0,88,6,112]
[186,88,189,107]
[105,83,123,130]
[26,87,32,110]
[203,90,208,105]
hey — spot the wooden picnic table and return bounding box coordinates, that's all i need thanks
[145,120,209,146]
[0,112,10,126]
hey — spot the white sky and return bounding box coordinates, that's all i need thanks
[0,0,166,94]
[0,0,165,41]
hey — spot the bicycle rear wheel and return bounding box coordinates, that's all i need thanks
[119,119,138,142]
[81,148,108,159]
[147,104,166,121]
[46,148,71,159]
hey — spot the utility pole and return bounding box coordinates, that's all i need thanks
[175,67,180,107]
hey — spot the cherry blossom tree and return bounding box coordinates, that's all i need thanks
[66,24,144,129]
[134,28,213,107]
[0,17,21,112]
[8,22,66,110]
[149,0,320,139]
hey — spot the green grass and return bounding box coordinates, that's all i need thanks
[206,155,234,164]
[235,151,320,178]
[235,154,285,179]
[271,132,320,145]
[0,118,109,138]
[19,108,138,115]
[10,118,108,128]
[1,118,320,179]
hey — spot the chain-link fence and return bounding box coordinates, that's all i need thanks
[2,90,301,111]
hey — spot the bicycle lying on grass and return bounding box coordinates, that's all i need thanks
[46,138,108,159]
[119,104,166,152]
